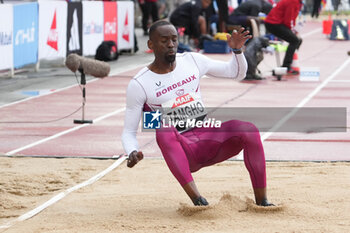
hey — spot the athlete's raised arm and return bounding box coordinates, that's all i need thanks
[190,27,252,80]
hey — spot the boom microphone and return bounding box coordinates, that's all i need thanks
[65,53,110,78]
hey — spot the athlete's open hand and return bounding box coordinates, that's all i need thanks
[226,27,252,50]
[127,151,144,168]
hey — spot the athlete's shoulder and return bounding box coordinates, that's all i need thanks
[127,67,150,91]
[133,67,150,81]
[176,51,202,57]
[126,77,147,103]
[177,52,206,62]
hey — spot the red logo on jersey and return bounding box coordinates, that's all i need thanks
[47,10,58,51]
[172,94,194,109]
[122,11,129,42]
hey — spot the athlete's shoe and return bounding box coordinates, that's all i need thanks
[259,198,275,207]
[287,67,300,75]
[193,196,209,206]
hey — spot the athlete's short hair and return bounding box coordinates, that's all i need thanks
[149,20,174,40]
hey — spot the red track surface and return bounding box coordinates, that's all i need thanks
[0,21,349,161]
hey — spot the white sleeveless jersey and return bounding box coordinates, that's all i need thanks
[122,52,248,155]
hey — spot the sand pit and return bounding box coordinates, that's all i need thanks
[1,158,350,232]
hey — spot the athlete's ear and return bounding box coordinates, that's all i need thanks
[147,40,153,50]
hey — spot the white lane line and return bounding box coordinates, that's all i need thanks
[235,57,350,160]
[5,107,126,156]
[329,80,350,82]
[0,79,98,110]
[0,61,150,110]
[261,58,350,141]
[301,28,322,38]
[0,156,127,230]
[234,27,323,161]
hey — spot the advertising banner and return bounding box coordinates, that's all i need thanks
[82,2,104,56]
[330,19,349,40]
[13,3,39,69]
[0,4,13,70]
[67,2,82,55]
[103,1,117,44]
[38,1,67,60]
[117,1,134,50]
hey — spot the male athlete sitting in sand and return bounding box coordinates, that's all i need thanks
[122,20,274,207]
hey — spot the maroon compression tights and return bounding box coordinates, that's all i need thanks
[156,120,266,189]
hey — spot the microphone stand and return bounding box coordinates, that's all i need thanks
[74,69,93,124]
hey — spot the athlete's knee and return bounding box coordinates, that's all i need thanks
[297,37,302,49]
[238,121,259,134]
[236,121,260,142]
[224,120,260,135]
[289,35,302,47]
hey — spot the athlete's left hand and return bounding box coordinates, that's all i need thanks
[226,27,252,50]
[127,150,144,168]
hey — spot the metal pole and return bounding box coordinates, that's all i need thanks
[74,71,93,124]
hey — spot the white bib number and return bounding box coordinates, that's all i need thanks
[162,92,207,131]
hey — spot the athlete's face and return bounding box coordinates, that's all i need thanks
[149,25,178,63]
